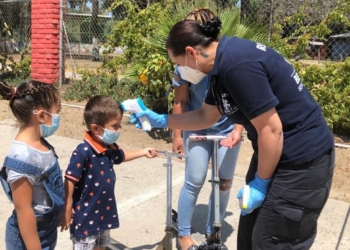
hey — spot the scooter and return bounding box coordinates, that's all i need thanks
[155,134,232,250]
[155,150,187,250]
[188,135,229,250]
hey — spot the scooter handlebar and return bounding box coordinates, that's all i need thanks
[189,134,227,141]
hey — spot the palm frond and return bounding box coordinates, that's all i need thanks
[126,0,269,82]
[219,7,241,36]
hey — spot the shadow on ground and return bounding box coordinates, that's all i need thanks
[192,204,235,244]
[147,128,173,143]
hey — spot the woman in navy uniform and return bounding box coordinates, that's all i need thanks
[132,13,335,250]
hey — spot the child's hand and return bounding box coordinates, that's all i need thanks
[144,148,157,158]
[59,206,74,232]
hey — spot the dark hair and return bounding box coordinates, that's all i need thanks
[185,8,216,23]
[166,14,222,57]
[84,95,123,130]
[0,80,60,125]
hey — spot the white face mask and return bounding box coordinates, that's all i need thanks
[178,54,207,84]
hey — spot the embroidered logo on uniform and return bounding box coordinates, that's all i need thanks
[221,93,239,115]
[256,43,266,52]
[291,70,304,91]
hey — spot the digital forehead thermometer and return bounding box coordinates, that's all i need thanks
[121,98,152,131]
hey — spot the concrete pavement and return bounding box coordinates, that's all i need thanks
[0,121,349,250]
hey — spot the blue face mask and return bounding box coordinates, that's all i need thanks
[33,110,60,138]
[98,127,120,145]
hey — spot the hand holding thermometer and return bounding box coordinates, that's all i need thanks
[121,98,152,131]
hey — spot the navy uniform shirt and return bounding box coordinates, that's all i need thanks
[172,66,233,135]
[65,132,124,238]
[205,36,334,166]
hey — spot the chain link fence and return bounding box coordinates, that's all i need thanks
[1,0,350,78]
[0,0,31,61]
[63,0,120,77]
[235,0,350,61]
[63,0,156,76]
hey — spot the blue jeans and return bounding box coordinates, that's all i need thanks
[5,215,58,250]
[177,131,241,236]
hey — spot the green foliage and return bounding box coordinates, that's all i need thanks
[101,0,177,112]
[62,70,156,106]
[270,0,350,59]
[104,0,168,69]
[0,49,31,84]
[292,60,350,134]
[109,0,268,113]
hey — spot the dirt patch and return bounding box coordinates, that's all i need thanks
[0,99,348,203]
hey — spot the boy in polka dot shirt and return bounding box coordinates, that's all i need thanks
[60,95,157,250]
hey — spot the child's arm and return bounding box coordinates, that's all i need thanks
[11,178,41,250]
[59,143,87,231]
[123,148,157,162]
[60,178,75,232]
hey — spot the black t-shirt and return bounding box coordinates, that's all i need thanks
[205,36,334,165]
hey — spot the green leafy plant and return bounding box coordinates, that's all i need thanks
[118,0,268,113]
[62,70,152,103]
[0,48,31,84]
[269,0,350,59]
[292,59,350,135]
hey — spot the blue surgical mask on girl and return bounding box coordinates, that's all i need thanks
[33,110,60,138]
[98,127,121,145]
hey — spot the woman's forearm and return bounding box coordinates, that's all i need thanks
[250,108,283,180]
[168,104,221,131]
[256,127,283,179]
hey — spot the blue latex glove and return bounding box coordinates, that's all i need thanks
[129,109,168,129]
[237,173,271,216]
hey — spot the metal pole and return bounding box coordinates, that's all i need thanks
[336,204,350,250]
[268,0,274,43]
[166,154,173,250]
[188,135,226,249]
[213,140,221,248]
[59,0,64,87]
[154,150,185,250]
